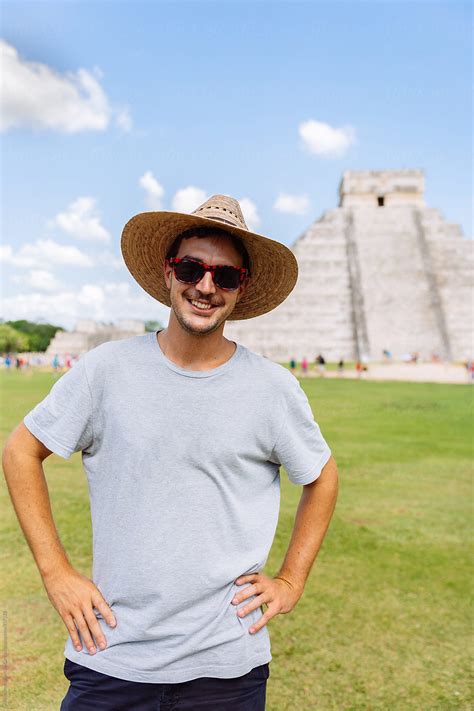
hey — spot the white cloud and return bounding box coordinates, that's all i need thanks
[299,119,356,157]
[171,186,208,214]
[139,171,165,210]
[78,284,105,307]
[1,281,169,330]
[10,269,63,292]
[50,197,110,242]
[274,193,311,215]
[239,197,260,230]
[116,107,132,132]
[2,242,121,280]
[0,40,131,133]
[96,250,124,270]
[1,239,94,269]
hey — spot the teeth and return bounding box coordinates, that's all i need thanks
[191,299,212,310]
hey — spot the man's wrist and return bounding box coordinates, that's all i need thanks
[39,555,73,580]
[273,573,305,594]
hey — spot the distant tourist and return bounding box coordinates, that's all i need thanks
[4,354,11,370]
[464,359,474,383]
[315,354,326,377]
[360,356,369,376]
[337,358,344,376]
[20,355,30,371]
[382,349,392,360]
[301,357,308,376]
[289,357,296,374]
[52,354,60,372]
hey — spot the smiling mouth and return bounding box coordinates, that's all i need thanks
[187,298,219,313]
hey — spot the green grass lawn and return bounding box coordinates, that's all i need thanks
[1,370,472,710]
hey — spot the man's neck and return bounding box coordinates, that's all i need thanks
[157,319,236,371]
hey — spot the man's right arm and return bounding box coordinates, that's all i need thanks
[2,423,117,655]
[3,422,71,576]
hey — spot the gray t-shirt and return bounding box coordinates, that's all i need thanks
[23,330,331,683]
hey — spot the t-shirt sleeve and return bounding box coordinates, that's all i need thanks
[23,355,94,460]
[269,371,331,485]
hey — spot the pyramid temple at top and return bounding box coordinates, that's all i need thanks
[225,170,473,362]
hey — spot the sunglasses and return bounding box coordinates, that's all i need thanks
[167,257,249,291]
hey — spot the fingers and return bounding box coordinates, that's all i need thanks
[232,583,258,606]
[83,606,108,653]
[61,607,98,653]
[92,593,117,629]
[236,593,267,619]
[47,568,117,654]
[64,601,112,654]
[71,591,117,653]
[236,594,277,635]
[73,608,101,654]
[63,613,83,652]
[232,575,264,605]
[234,573,259,585]
[231,573,294,634]
[248,606,275,634]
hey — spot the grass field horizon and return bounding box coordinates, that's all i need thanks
[1,370,472,710]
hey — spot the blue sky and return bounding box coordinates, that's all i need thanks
[1,1,472,330]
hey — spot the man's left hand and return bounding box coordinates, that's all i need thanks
[231,573,303,634]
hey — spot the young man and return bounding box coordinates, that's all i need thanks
[3,195,339,710]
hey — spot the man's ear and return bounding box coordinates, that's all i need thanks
[163,259,172,289]
[236,276,250,303]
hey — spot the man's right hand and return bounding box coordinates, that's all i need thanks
[42,564,117,655]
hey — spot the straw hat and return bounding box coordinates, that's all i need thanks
[121,194,298,320]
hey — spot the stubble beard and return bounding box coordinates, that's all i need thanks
[171,289,236,336]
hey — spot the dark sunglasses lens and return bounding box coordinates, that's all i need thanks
[174,261,205,283]
[214,266,241,290]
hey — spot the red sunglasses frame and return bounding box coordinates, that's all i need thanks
[167,256,249,291]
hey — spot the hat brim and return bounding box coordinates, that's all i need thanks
[121,211,298,320]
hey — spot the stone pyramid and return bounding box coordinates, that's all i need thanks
[225,170,473,362]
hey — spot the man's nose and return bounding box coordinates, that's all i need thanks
[195,269,216,294]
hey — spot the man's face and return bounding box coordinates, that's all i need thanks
[164,235,250,336]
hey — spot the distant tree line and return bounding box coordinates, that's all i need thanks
[144,320,163,332]
[0,320,64,353]
[0,319,161,353]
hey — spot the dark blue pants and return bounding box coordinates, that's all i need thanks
[60,658,269,710]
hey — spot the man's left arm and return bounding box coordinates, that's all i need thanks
[232,455,339,634]
[273,454,339,592]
